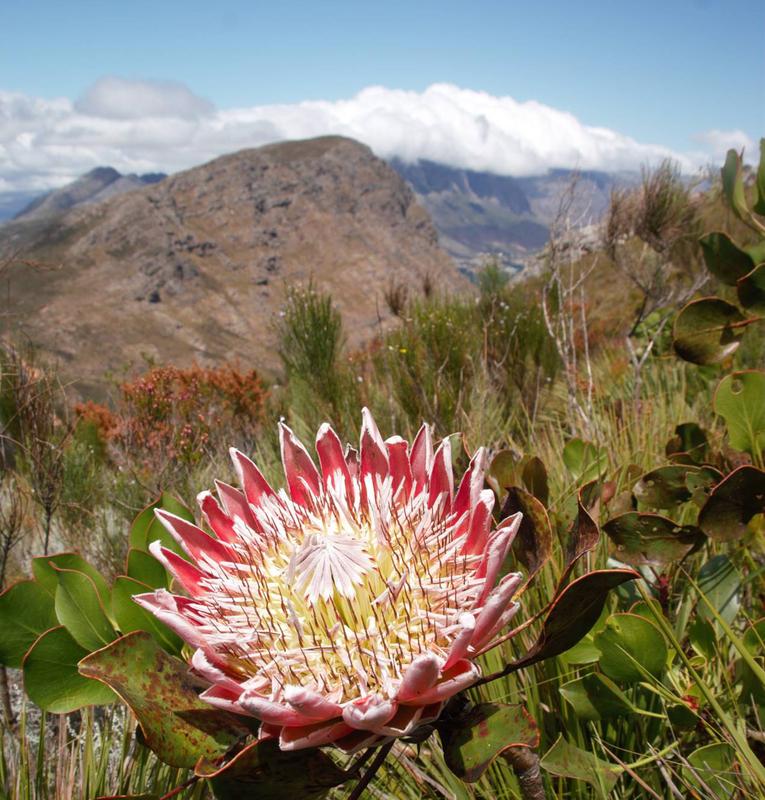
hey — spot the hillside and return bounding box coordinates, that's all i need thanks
[0,136,462,397]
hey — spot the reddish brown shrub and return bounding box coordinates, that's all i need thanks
[78,363,268,486]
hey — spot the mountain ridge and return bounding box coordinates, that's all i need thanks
[0,136,461,398]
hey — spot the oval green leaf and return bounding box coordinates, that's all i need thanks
[634,465,694,508]
[672,297,749,365]
[721,147,749,222]
[0,580,57,668]
[699,231,755,285]
[603,512,704,566]
[32,553,110,605]
[126,548,169,589]
[129,493,195,556]
[541,735,620,792]
[714,371,765,457]
[54,568,116,651]
[521,456,549,506]
[562,439,607,482]
[594,612,667,682]
[683,743,736,799]
[23,626,116,712]
[111,576,182,654]
[560,673,634,721]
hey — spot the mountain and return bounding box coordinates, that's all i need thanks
[0,136,461,397]
[390,159,633,272]
[11,168,166,222]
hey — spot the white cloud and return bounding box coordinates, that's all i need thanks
[0,79,722,195]
[692,128,756,163]
[75,76,215,120]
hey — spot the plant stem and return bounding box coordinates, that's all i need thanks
[347,739,394,800]
[503,746,546,800]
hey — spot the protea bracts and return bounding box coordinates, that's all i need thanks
[135,409,523,753]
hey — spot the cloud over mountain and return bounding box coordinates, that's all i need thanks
[0,79,722,194]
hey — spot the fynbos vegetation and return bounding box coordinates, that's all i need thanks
[0,141,764,799]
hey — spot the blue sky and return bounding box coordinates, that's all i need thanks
[0,0,763,191]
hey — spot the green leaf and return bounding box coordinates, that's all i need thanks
[487,450,521,495]
[737,618,765,706]
[699,231,755,285]
[129,493,195,556]
[698,466,765,541]
[32,553,110,606]
[594,612,667,682]
[54,568,116,651]
[512,569,639,670]
[753,138,765,216]
[634,465,693,508]
[683,743,737,799]
[0,580,57,667]
[562,439,607,482]
[688,616,717,661]
[560,673,634,720]
[23,626,116,712]
[521,456,549,506]
[603,512,704,566]
[715,370,765,458]
[721,147,749,222]
[111,576,182,654]
[672,297,749,365]
[438,702,539,783]
[697,555,741,627]
[126,549,169,589]
[541,735,620,793]
[685,466,723,508]
[78,632,248,768]
[503,486,552,579]
[737,262,765,314]
[196,738,348,800]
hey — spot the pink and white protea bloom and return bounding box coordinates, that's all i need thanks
[135,409,523,753]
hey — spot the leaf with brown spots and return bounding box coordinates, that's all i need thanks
[78,631,249,768]
[439,702,539,783]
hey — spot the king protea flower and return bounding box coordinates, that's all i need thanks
[135,409,523,753]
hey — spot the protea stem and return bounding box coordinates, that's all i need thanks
[347,739,395,800]
[503,746,546,800]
